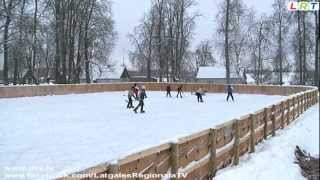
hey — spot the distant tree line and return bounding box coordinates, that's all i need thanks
[1,0,319,86]
[0,0,116,85]
[130,0,319,86]
[216,0,319,86]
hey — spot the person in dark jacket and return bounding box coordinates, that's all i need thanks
[176,85,183,98]
[127,87,135,109]
[195,88,205,102]
[226,85,234,102]
[134,86,147,113]
[166,85,172,97]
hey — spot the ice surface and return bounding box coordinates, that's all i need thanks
[0,91,287,179]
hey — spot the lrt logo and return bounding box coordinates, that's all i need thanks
[288,1,320,11]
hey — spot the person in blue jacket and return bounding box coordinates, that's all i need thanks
[134,86,147,113]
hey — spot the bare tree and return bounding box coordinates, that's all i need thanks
[194,40,216,72]
[315,7,319,88]
[129,0,197,82]
[2,0,14,85]
[225,0,231,84]
[271,0,290,85]
[251,14,272,84]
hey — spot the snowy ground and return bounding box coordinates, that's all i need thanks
[0,92,287,179]
[215,104,319,180]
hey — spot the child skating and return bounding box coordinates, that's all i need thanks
[195,88,206,103]
[176,85,183,98]
[166,85,172,97]
[134,86,147,113]
[126,87,135,109]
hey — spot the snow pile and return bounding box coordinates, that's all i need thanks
[0,92,286,178]
[215,104,319,180]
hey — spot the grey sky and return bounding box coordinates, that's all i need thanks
[0,0,274,69]
[111,0,274,67]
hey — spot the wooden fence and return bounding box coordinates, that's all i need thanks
[0,84,318,180]
[0,83,310,98]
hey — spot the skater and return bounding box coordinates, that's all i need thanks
[134,86,147,113]
[226,85,234,102]
[176,85,183,98]
[126,87,135,109]
[166,85,172,97]
[132,83,139,99]
[195,88,205,103]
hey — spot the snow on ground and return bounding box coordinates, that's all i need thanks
[215,104,319,180]
[0,92,286,179]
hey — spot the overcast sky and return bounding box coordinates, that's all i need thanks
[112,0,274,67]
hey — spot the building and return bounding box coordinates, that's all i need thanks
[119,67,157,82]
[196,66,243,84]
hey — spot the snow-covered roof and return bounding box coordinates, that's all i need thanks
[247,72,297,85]
[246,74,256,84]
[197,66,237,79]
[92,64,123,80]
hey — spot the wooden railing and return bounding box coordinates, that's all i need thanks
[0,83,318,180]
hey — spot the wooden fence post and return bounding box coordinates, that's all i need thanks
[296,95,300,117]
[304,93,308,110]
[263,108,268,140]
[300,95,303,115]
[312,91,316,105]
[209,128,217,178]
[309,92,312,107]
[306,93,309,108]
[271,105,276,137]
[233,120,240,166]
[287,99,290,125]
[297,95,301,116]
[170,142,179,179]
[308,92,311,108]
[281,102,285,129]
[108,164,119,179]
[302,93,305,112]
[249,114,256,153]
[292,97,296,120]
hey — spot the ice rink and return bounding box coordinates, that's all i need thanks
[0,91,287,178]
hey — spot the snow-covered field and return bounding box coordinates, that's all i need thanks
[0,92,287,179]
[215,104,319,180]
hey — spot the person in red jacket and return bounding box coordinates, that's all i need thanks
[132,83,139,99]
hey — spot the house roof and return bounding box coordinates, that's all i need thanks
[197,66,237,79]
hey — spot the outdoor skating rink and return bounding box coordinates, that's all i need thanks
[0,91,286,178]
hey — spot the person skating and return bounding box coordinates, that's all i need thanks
[195,88,205,103]
[176,85,183,98]
[132,83,139,99]
[126,87,135,109]
[166,85,172,97]
[134,86,147,113]
[226,85,234,102]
